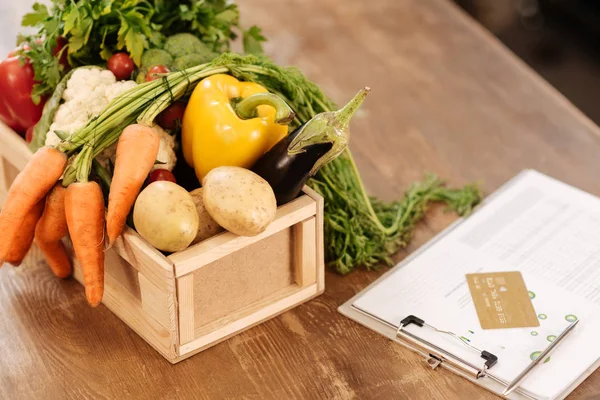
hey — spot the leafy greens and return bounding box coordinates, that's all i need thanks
[19,0,266,99]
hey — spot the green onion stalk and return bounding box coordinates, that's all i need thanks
[57,53,481,274]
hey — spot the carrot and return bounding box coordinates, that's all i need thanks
[35,184,72,278]
[5,198,46,266]
[106,124,160,246]
[65,181,105,307]
[0,146,67,265]
[36,241,72,279]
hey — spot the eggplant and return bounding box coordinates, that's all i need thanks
[252,87,370,205]
[253,124,333,205]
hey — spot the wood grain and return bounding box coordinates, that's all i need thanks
[177,274,195,345]
[192,228,294,332]
[303,185,326,292]
[169,194,316,277]
[2,0,600,398]
[293,217,317,287]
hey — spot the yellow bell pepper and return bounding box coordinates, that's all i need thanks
[182,74,295,182]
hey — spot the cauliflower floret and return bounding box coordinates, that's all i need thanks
[104,80,137,101]
[62,68,116,101]
[152,126,177,172]
[45,67,177,174]
[45,68,137,148]
[95,143,118,170]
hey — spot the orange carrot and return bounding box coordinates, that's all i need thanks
[65,181,105,306]
[0,146,67,265]
[106,124,159,246]
[36,241,72,279]
[35,184,72,278]
[5,198,46,266]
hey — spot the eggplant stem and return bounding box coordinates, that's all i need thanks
[234,93,295,124]
[335,87,370,127]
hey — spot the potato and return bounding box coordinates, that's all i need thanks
[190,188,223,244]
[133,181,199,252]
[202,166,277,236]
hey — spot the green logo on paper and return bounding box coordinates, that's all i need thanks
[530,331,538,336]
[530,351,551,363]
[547,335,556,342]
[528,291,536,299]
[565,314,578,322]
[538,314,547,320]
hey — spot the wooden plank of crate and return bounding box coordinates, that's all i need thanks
[114,230,180,346]
[191,228,293,333]
[0,121,32,170]
[293,217,317,287]
[177,274,195,345]
[169,195,317,277]
[174,283,319,361]
[139,273,173,330]
[113,227,176,292]
[72,259,178,360]
[301,186,325,292]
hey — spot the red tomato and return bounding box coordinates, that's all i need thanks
[108,53,135,81]
[157,101,187,130]
[147,169,176,185]
[0,56,46,134]
[26,125,35,143]
[145,65,170,82]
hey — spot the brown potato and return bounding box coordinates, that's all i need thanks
[133,181,199,252]
[202,166,277,236]
[190,188,223,244]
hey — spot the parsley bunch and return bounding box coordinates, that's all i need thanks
[19,0,266,100]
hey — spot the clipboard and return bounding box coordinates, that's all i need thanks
[338,170,600,400]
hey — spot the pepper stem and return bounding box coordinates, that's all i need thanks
[334,87,370,127]
[234,93,296,125]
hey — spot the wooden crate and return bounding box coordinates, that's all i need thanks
[0,121,325,363]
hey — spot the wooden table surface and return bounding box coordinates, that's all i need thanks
[3,0,600,398]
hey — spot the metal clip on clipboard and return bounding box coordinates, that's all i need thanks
[397,315,498,379]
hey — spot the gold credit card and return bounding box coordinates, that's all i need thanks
[466,271,539,329]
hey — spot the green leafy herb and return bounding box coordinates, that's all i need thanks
[243,26,266,55]
[59,53,482,273]
[19,0,265,98]
[21,2,50,27]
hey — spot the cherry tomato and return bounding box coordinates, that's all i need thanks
[147,169,176,185]
[108,53,135,81]
[157,101,187,130]
[26,125,35,143]
[145,65,170,82]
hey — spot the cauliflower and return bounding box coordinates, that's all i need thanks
[45,68,137,148]
[45,67,177,172]
[152,126,177,172]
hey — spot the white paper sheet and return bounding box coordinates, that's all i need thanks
[353,170,600,399]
